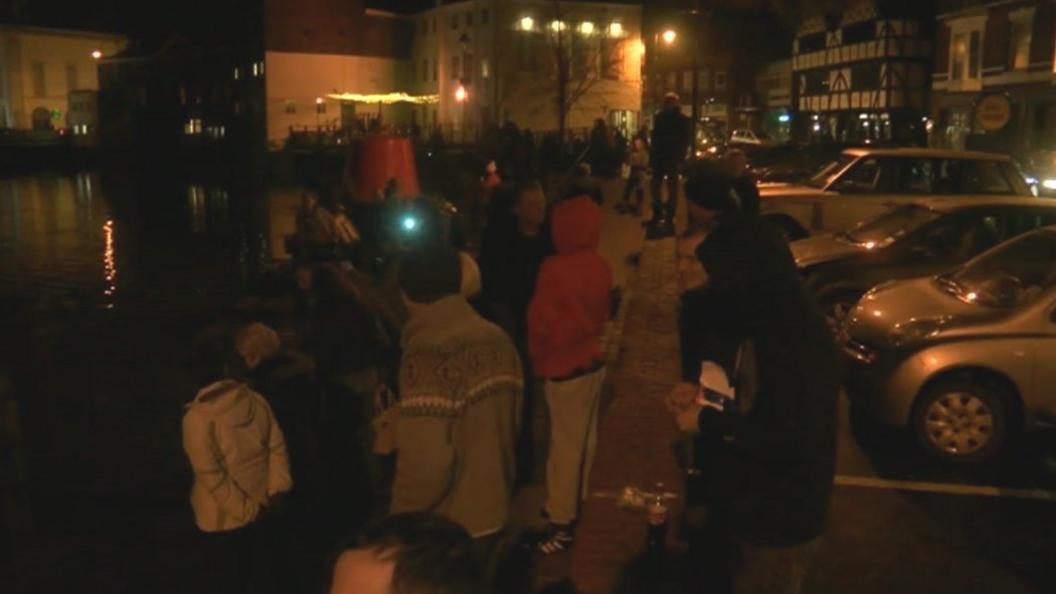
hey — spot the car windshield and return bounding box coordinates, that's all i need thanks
[842,204,942,249]
[938,230,1056,308]
[805,154,856,188]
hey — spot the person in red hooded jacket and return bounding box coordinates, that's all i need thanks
[527,194,613,555]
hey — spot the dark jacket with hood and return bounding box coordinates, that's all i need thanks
[527,196,612,379]
[694,215,841,546]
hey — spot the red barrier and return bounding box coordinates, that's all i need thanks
[356,134,420,202]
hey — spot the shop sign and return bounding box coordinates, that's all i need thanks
[974,93,1011,132]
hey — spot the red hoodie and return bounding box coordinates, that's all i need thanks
[527,196,613,379]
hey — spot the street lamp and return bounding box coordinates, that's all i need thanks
[91,49,103,59]
[454,85,467,102]
[661,29,677,45]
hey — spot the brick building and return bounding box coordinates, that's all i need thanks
[930,0,1056,164]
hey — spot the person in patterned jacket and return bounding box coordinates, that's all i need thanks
[390,245,524,569]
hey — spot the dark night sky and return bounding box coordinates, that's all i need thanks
[6,0,810,40]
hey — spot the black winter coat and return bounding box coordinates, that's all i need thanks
[694,215,841,546]
[650,108,691,172]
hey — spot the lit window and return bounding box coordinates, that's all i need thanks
[1009,10,1034,71]
[482,57,490,79]
[579,22,595,35]
[948,16,985,88]
[251,63,259,76]
[550,20,566,32]
[233,67,241,80]
[608,22,623,38]
[316,98,326,114]
[184,118,202,135]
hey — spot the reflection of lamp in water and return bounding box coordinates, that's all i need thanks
[103,219,117,307]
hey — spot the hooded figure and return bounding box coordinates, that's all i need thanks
[527,195,612,555]
[183,380,293,532]
[528,196,612,380]
[684,215,840,592]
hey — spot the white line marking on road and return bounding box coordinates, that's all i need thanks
[834,475,1056,502]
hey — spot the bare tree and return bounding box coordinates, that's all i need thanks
[531,0,619,139]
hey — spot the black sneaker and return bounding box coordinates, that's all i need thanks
[537,524,574,556]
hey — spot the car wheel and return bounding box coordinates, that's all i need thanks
[818,290,862,337]
[912,379,1009,464]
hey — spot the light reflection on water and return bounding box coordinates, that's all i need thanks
[0,171,261,313]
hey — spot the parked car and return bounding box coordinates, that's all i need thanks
[730,127,764,144]
[793,198,1056,326]
[842,227,1056,463]
[759,148,1033,240]
[750,142,848,184]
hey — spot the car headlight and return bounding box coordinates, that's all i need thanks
[888,316,955,347]
[1043,179,1056,190]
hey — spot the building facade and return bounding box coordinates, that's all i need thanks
[755,58,793,142]
[264,0,412,146]
[410,0,643,139]
[644,7,788,143]
[792,1,933,145]
[0,25,126,134]
[931,0,1056,164]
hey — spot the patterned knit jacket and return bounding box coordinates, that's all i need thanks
[391,295,523,537]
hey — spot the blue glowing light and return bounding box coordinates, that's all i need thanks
[777,114,791,123]
[402,216,419,231]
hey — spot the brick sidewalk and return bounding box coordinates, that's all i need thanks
[568,237,686,594]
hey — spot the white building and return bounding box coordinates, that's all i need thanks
[410,0,644,138]
[0,25,126,131]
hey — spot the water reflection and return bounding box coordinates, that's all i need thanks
[102,218,116,308]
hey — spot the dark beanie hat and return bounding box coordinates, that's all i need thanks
[684,163,736,212]
[399,245,462,304]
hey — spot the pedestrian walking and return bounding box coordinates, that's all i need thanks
[328,512,485,594]
[672,216,840,594]
[182,327,293,594]
[391,246,524,566]
[724,148,760,214]
[527,195,613,555]
[648,93,692,235]
[618,137,649,216]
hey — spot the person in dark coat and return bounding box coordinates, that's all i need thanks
[672,215,841,594]
[648,93,691,233]
[724,148,760,214]
[479,182,553,485]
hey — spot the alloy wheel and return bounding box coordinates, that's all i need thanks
[923,392,994,457]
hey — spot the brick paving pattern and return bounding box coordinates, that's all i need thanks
[569,237,686,594]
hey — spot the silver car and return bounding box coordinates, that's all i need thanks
[759,147,1032,240]
[843,227,1056,463]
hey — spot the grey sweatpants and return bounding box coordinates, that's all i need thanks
[543,368,606,525]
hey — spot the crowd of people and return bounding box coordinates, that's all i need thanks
[178,97,838,594]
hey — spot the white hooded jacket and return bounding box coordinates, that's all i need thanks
[182,380,293,532]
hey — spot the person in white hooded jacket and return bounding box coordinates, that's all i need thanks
[182,328,293,594]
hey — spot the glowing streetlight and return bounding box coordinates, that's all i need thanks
[519,16,534,31]
[662,29,677,45]
[549,20,566,32]
[579,21,595,35]
[91,49,103,59]
[454,84,467,102]
[315,97,324,105]
[608,22,624,37]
